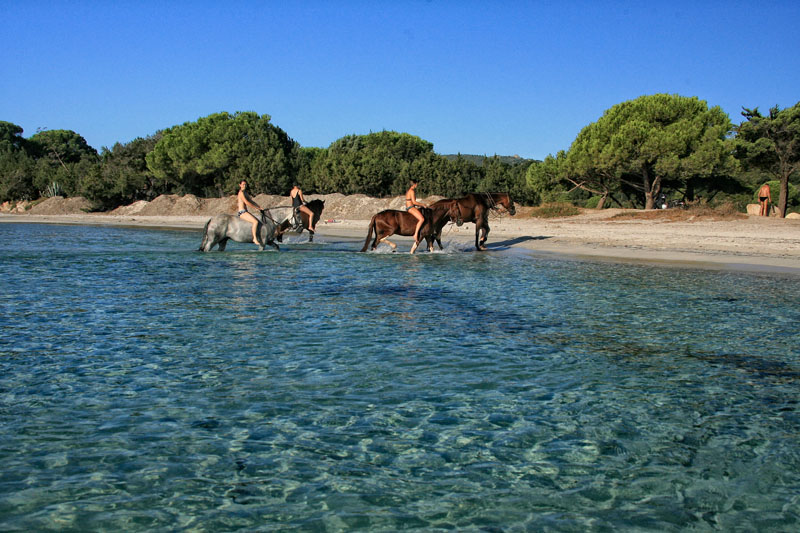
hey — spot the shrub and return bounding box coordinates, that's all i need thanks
[584,196,601,209]
[530,202,580,218]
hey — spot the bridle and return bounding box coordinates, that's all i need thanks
[448,200,463,226]
[483,193,512,217]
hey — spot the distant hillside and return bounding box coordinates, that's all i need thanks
[441,154,537,166]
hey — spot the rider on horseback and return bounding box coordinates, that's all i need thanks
[405,180,429,244]
[290,184,316,233]
[236,180,265,245]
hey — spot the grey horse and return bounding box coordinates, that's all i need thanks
[198,207,295,252]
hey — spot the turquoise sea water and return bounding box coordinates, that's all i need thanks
[1,222,799,531]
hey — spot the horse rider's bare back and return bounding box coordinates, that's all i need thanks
[405,180,428,246]
[236,180,263,245]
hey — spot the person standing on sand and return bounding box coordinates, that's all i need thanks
[290,185,316,233]
[405,180,429,244]
[236,180,264,245]
[758,183,772,216]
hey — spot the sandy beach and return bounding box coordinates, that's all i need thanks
[2,194,799,273]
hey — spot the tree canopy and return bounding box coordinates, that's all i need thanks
[310,131,435,196]
[733,102,800,217]
[562,94,736,209]
[146,111,300,197]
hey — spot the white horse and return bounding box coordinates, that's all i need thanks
[198,207,296,252]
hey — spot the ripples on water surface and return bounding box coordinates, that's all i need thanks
[1,222,799,531]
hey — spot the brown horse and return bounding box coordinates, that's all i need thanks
[275,199,325,243]
[360,201,462,254]
[430,192,515,251]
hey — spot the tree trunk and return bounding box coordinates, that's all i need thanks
[642,166,653,209]
[596,193,607,210]
[778,175,789,218]
[644,167,661,209]
[686,178,695,202]
[642,166,661,210]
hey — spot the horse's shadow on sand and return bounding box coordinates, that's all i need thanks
[484,235,549,251]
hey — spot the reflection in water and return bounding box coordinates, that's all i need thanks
[0,223,799,532]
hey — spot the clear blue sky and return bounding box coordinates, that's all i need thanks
[2,1,798,160]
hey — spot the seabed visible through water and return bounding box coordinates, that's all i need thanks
[1,222,799,531]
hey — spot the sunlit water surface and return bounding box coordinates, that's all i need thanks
[1,223,799,532]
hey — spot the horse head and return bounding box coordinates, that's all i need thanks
[307,199,325,216]
[495,193,516,216]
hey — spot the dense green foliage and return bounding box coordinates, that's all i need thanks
[309,131,434,196]
[2,97,798,212]
[733,103,800,217]
[0,116,535,208]
[528,94,738,210]
[145,111,299,198]
[0,123,100,202]
[82,135,162,210]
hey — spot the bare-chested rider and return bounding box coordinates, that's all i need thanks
[758,183,772,216]
[236,180,264,245]
[405,180,429,243]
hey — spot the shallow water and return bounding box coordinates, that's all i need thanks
[1,223,799,531]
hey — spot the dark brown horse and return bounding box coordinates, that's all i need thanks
[360,201,462,254]
[276,199,325,243]
[430,192,515,251]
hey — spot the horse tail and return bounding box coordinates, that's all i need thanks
[198,218,211,251]
[360,215,376,252]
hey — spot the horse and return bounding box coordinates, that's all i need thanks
[360,201,462,254]
[198,206,295,252]
[275,199,325,243]
[430,192,516,251]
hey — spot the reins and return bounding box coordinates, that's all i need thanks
[483,192,498,210]
[482,193,509,219]
[260,209,276,225]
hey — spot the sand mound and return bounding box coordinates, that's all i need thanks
[99,193,449,220]
[110,200,149,215]
[27,196,93,215]
[16,192,520,220]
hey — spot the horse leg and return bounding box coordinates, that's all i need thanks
[371,224,383,250]
[473,207,489,250]
[474,223,484,251]
[217,238,228,252]
[481,221,490,249]
[373,224,389,250]
[199,220,211,251]
[379,235,398,252]
[435,232,444,250]
[267,240,279,251]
